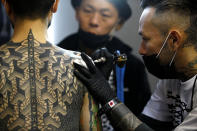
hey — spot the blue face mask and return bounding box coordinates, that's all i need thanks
[142,33,182,79]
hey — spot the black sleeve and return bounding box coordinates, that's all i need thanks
[138,114,174,131]
[0,2,3,32]
[135,123,154,131]
[0,3,11,46]
[124,54,151,116]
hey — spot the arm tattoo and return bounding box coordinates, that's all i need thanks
[88,94,101,131]
[88,94,93,131]
[0,29,90,130]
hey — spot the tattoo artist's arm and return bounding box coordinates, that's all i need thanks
[74,53,153,131]
[106,102,154,131]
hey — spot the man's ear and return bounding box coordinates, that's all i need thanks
[51,0,60,13]
[168,30,181,51]
[115,20,124,31]
[1,0,5,4]
[75,7,80,22]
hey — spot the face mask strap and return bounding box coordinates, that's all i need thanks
[169,51,177,66]
[156,33,171,58]
[109,29,115,41]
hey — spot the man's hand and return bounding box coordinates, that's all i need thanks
[74,53,116,105]
[91,48,114,80]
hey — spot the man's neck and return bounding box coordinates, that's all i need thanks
[176,47,197,81]
[11,18,48,43]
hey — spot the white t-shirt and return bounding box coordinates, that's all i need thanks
[142,75,197,128]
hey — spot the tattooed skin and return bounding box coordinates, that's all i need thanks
[0,30,99,131]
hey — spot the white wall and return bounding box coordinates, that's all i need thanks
[47,0,159,91]
[47,0,78,44]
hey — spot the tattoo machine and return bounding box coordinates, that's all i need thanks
[93,51,127,65]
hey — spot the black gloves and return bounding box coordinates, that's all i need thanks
[90,48,114,80]
[74,52,116,105]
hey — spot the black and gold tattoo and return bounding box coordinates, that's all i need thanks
[0,30,93,131]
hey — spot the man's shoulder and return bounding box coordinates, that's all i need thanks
[60,33,78,43]
[108,37,132,54]
[54,45,87,67]
[156,79,180,91]
[54,45,80,59]
[57,33,78,50]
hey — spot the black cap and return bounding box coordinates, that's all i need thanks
[71,0,132,22]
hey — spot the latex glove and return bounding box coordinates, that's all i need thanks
[90,48,114,80]
[74,53,116,105]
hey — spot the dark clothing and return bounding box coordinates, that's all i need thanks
[0,1,12,45]
[58,33,151,116]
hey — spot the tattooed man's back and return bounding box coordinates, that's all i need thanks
[0,30,100,131]
[0,0,101,130]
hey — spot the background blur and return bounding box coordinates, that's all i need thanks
[47,0,159,91]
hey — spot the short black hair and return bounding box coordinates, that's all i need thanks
[140,0,197,12]
[7,0,55,19]
[71,0,132,23]
[140,0,162,9]
[140,0,197,45]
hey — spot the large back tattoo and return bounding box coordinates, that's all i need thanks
[0,30,89,131]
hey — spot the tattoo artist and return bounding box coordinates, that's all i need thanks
[74,0,197,131]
